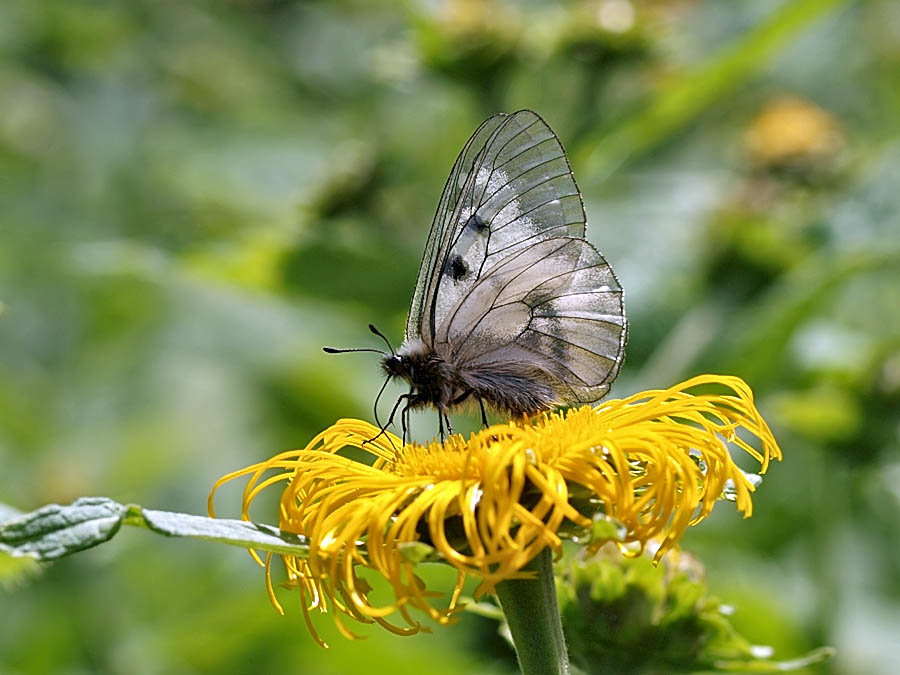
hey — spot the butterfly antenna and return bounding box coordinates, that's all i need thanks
[322,346,385,355]
[368,324,395,355]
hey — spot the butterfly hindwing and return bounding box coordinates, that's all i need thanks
[435,236,626,404]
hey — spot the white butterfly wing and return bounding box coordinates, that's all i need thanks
[407,110,587,345]
[435,237,626,404]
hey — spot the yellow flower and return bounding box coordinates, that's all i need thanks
[743,95,844,166]
[209,374,781,647]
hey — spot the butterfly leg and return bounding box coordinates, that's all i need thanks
[478,397,488,427]
[436,405,453,441]
[400,398,415,445]
[448,389,487,428]
[365,393,411,448]
[388,394,412,425]
[372,375,392,432]
[452,389,473,405]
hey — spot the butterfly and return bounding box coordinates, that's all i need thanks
[326,110,627,440]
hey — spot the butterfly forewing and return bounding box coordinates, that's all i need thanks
[407,111,588,345]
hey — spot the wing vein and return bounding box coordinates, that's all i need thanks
[489,193,581,236]
[527,328,616,383]
[480,156,571,208]
[444,240,574,354]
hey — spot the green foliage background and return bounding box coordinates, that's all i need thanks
[1,0,898,673]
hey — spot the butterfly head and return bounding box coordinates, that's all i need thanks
[380,338,430,382]
[381,353,407,377]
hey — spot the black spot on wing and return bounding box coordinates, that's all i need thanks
[446,254,469,281]
[465,213,489,232]
[442,113,584,286]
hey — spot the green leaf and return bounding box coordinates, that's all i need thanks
[0,497,311,562]
[0,501,43,588]
[127,506,311,557]
[0,497,126,560]
[0,548,42,590]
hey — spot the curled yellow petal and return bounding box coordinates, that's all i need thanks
[209,374,781,644]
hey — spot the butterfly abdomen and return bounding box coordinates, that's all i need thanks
[458,362,559,417]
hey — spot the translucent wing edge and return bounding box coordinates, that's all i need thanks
[405,112,511,342]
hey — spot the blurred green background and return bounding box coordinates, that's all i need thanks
[2,0,899,673]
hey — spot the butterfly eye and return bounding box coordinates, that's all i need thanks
[383,354,404,375]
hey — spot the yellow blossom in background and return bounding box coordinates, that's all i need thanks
[743,95,844,167]
[209,374,781,646]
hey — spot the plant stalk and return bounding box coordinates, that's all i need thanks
[495,547,569,675]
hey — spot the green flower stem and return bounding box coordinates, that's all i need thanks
[495,547,569,675]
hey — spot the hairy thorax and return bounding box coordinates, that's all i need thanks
[382,339,462,412]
